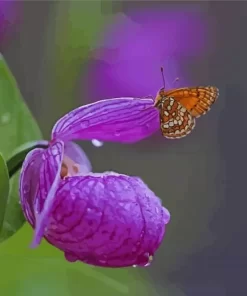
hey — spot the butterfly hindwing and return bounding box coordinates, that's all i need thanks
[158,97,196,139]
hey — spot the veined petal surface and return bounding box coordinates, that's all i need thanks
[45,172,170,268]
[52,98,159,144]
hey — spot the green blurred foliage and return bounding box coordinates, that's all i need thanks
[44,1,117,124]
[0,55,42,242]
[0,152,9,234]
[0,224,158,295]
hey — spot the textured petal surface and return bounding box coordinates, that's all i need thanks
[45,172,170,268]
[31,140,64,247]
[51,98,159,144]
[19,148,44,227]
[64,141,92,174]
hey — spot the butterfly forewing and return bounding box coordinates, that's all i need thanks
[158,97,196,139]
[162,86,219,118]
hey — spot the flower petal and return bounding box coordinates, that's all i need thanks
[51,98,159,143]
[64,141,92,174]
[45,172,170,268]
[19,148,44,227]
[31,140,64,248]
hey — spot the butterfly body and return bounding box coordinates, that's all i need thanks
[154,86,219,139]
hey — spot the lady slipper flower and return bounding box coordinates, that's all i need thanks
[20,97,170,268]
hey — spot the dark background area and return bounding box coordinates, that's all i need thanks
[0,1,246,295]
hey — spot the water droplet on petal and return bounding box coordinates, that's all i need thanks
[1,112,11,124]
[145,255,153,267]
[144,262,151,267]
[119,202,132,211]
[163,207,171,224]
[109,190,115,198]
[134,252,153,267]
[140,230,145,238]
[145,123,150,130]
[96,182,105,189]
[80,120,89,128]
[87,180,95,187]
[132,246,137,252]
[114,131,121,137]
[50,224,57,230]
[23,184,30,194]
[92,139,104,147]
[65,252,78,262]
[94,211,102,217]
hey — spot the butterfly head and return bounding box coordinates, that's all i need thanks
[154,87,167,107]
[158,87,166,96]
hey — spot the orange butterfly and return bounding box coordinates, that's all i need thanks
[154,68,219,139]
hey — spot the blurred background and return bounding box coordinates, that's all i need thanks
[0,1,245,295]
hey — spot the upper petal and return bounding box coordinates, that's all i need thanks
[51,98,159,143]
[44,172,170,268]
[19,148,44,227]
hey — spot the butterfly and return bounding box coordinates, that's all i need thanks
[153,68,219,139]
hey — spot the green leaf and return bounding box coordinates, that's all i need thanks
[0,152,9,233]
[0,224,162,296]
[7,140,48,178]
[0,54,42,243]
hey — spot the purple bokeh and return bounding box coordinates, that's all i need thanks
[0,1,20,44]
[86,8,209,102]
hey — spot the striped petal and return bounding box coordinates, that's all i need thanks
[51,98,159,144]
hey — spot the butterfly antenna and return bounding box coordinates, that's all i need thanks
[160,67,166,89]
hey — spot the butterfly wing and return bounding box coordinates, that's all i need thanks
[163,86,219,118]
[159,97,196,139]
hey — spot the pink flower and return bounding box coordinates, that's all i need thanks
[19,98,170,268]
